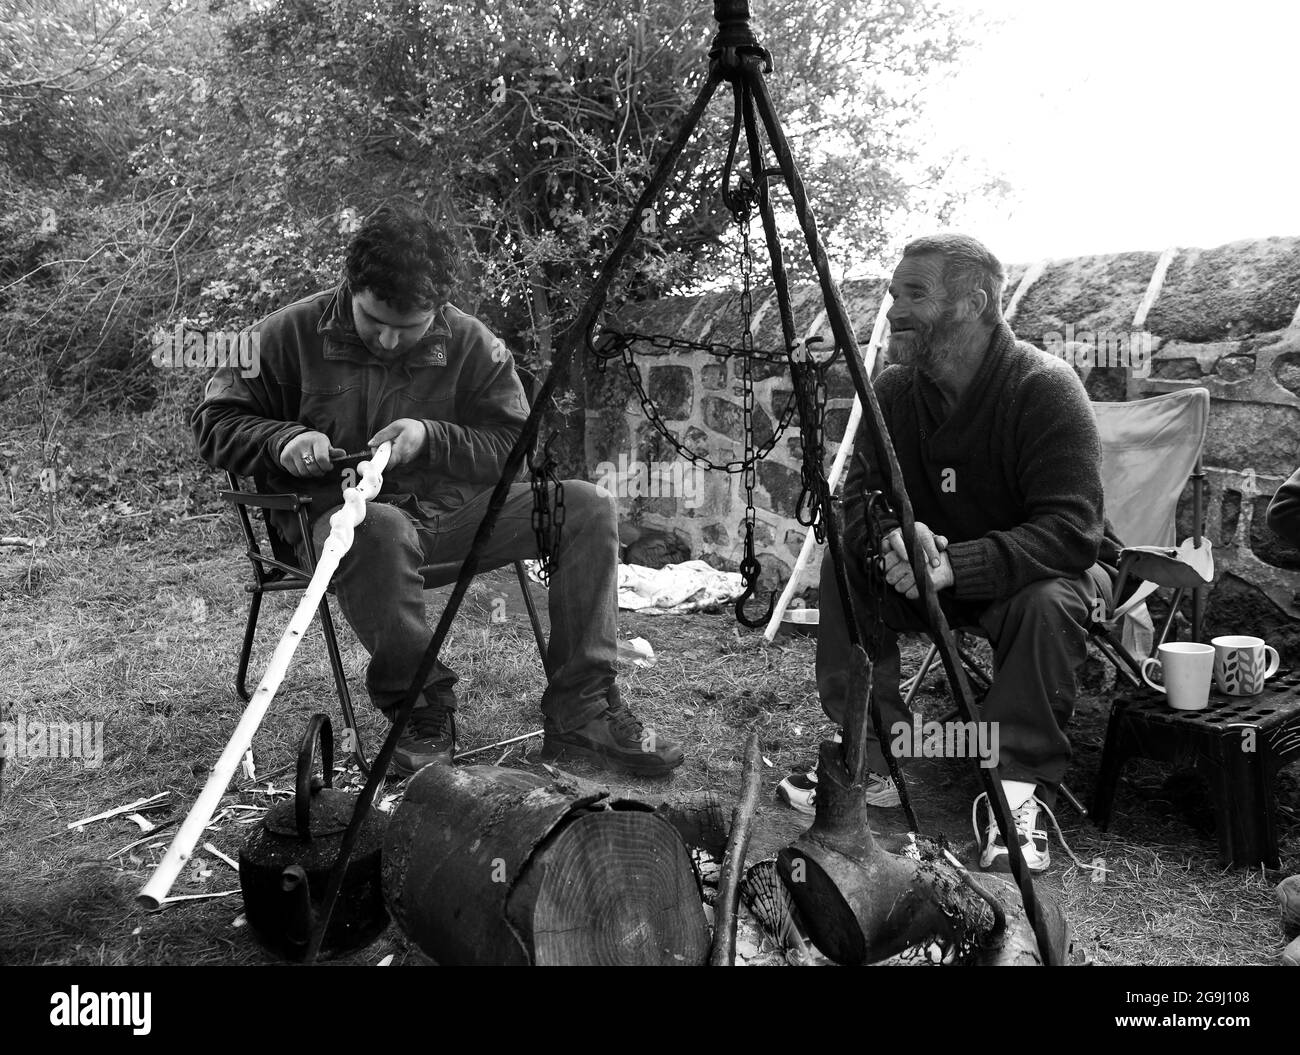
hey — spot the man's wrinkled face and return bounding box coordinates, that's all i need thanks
[885,253,962,372]
[351,289,439,361]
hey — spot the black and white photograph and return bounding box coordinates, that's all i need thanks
[1,0,1298,1021]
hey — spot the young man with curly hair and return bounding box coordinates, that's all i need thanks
[193,201,683,778]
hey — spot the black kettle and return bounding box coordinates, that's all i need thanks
[238,714,389,961]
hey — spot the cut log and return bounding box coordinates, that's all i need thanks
[382,765,709,965]
[508,811,708,965]
[543,765,731,858]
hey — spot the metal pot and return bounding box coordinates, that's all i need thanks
[238,713,388,961]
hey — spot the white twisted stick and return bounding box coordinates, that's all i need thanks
[139,444,391,910]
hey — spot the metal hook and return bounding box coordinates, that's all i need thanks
[734,532,776,629]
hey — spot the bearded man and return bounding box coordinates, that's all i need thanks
[814,233,1122,873]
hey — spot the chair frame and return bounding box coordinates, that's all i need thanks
[220,471,550,775]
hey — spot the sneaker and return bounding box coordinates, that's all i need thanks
[777,772,818,815]
[974,792,1050,874]
[391,702,457,777]
[864,770,901,808]
[540,693,684,777]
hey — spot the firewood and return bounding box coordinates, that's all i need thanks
[383,765,709,965]
[541,763,730,857]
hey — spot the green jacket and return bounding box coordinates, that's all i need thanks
[191,283,529,547]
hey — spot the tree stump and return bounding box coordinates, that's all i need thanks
[382,765,709,965]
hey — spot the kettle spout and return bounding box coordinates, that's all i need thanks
[280,864,315,948]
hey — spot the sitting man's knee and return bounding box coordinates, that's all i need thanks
[1002,576,1092,622]
[561,479,617,523]
[319,501,419,562]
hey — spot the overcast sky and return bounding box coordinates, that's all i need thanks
[914,0,1299,264]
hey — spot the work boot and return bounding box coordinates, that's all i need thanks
[390,701,457,777]
[541,690,684,777]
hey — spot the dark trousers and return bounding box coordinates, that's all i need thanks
[815,541,1112,799]
[308,480,619,733]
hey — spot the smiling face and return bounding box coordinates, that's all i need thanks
[885,252,959,372]
[351,288,439,361]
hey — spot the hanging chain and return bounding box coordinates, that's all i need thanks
[790,338,832,541]
[593,332,798,475]
[591,329,786,364]
[529,434,565,587]
[737,211,762,587]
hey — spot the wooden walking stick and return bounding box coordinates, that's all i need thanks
[138,444,391,910]
[709,731,763,966]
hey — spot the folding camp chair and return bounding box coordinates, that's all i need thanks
[897,387,1213,811]
[220,470,551,776]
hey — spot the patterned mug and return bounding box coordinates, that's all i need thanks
[1210,635,1281,696]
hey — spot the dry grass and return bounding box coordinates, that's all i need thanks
[1,410,1297,966]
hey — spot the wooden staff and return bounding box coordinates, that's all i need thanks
[708,731,762,966]
[138,444,391,911]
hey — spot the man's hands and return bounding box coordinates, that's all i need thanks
[280,431,347,478]
[280,419,425,477]
[878,522,954,600]
[367,418,427,468]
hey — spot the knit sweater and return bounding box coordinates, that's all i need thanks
[1266,466,1300,547]
[841,321,1122,603]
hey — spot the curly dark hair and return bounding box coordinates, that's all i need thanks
[343,201,459,312]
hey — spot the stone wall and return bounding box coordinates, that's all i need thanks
[584,237,1300,651]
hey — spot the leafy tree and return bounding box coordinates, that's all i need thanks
[1,0,997,445]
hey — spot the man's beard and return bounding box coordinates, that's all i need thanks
[891,311,961,373]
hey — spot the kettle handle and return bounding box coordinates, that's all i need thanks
[294,713,334,840]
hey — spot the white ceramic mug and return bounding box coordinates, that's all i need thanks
[1140,642,1215,710]
[1210,635,1281,696]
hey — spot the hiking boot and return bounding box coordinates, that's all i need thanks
[974,792,1050,874]
[541,694,684,777]
[864,770,901,808]
[391,703,457,777]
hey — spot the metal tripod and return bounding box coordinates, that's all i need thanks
[306,0,1058,966]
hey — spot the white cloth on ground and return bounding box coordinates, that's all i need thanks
[616,559,745,615]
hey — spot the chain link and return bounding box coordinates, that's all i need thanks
[529,436,565,587]
[738,214,760,571]
[789,338,832,542]
[591,331,798,476]
[591,328,788,365]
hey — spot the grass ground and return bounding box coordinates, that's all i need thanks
[1,408,1297,966]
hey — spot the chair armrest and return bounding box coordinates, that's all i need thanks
[219,488,312,512]
[1118,539,1214,589]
